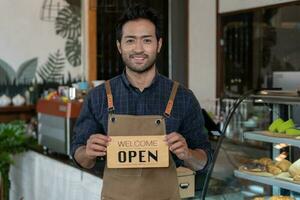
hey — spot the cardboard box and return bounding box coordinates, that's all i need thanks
[177,167,195,198]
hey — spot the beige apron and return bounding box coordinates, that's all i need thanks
[101,80,181,200]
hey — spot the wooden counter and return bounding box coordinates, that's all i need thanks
[0,105,35,123]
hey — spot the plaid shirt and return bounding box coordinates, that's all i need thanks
[71,72,212,168]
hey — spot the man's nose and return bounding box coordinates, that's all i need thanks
[134,40,144,53]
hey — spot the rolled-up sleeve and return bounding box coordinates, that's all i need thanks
[179,91,213,171]
[71,93,104,157]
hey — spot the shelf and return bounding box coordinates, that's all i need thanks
[0,105,36,123]
[243,131,300,147]
[234,170,300,193]
[0,105,35,112]
[251,94,300,105]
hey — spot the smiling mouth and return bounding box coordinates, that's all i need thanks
[130,55,147,63]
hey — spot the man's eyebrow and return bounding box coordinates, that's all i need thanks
[123,36,136,39]
[123,35,154,39]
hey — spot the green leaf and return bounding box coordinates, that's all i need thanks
[37,50,65,83]
[65,37,81,67]
[0,58,16,84]
[0,120,36,162]
[55,5,81,39]
[16,58,38,84]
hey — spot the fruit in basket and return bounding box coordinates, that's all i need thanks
[288,158,300,177]
[275,159,292,172]
[285,128,300,136]
[268,118,284,132]
[277,119,295,133]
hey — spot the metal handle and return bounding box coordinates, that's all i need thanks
[179,183,190,189]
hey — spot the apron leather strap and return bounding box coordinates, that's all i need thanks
[105,80,179,117]
[164,81,179,118]
[105,80,114,113]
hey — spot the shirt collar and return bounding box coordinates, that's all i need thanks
[121,69,160,91]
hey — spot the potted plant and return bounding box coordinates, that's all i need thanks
[0,121,35,200]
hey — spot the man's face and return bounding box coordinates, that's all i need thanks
[117,18,162,74]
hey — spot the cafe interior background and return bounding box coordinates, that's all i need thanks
[0,0,300,199]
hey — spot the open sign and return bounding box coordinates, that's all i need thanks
[107,135,169,168]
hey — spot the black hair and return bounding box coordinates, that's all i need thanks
[116,4,162,42]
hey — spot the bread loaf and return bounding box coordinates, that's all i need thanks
[293,174,300,181]
[269,195,294,200]
[267,164,282,175]
[257,157,273,166]
[288,159,300,177]
[275,159,292,172]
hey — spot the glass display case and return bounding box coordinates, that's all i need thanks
[204,92,300,200]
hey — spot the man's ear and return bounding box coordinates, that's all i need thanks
[116,40,121,54]
[157,38,162,53]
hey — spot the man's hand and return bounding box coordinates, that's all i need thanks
[86,134,111,159]
[165,132,191,160]
[165,132,208,171]
[74,134,111,169]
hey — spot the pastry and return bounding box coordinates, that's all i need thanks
[253,197,265,200]
[256,157,273,166]
[268,118,284,132]
[293,174,300,181]
[277,119,295,133]
[288,158,300,177]
[270,195,294,200]
[275,159,292,172]
[267,164,282,175]
[241,162,266,172]
[286,128,300,136]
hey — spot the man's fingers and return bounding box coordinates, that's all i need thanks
[88,135,111,147]
[165,133,186,147]
[86,150,106,157]
[89,144,107,152]
[90,134,111,142]
[170,141,185,151]
[88,138,108,147]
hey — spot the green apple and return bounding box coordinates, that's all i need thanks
[277,119,295,133]
[268,118,284,132]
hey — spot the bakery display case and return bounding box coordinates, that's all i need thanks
[204,91,300,200]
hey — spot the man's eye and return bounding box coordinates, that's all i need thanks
[144,39,152,43]
[126,39,134,44]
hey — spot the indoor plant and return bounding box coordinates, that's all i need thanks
[0,121,35,200]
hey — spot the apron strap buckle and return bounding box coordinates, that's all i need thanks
[108,107,115,114]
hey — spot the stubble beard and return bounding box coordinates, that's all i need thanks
[123,53,157,74]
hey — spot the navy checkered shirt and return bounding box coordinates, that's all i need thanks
[71,72,212,169]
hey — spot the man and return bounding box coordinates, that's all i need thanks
[72,4,211,200]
